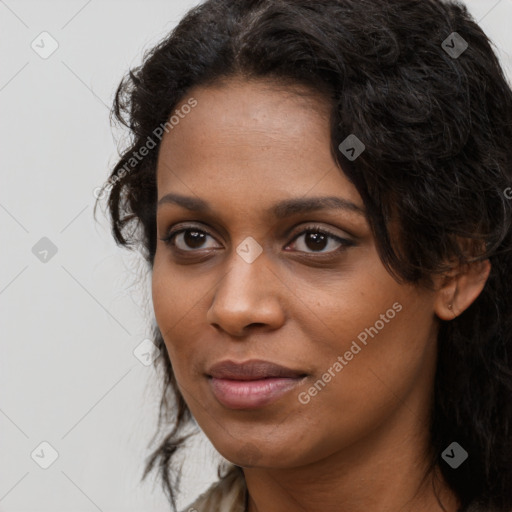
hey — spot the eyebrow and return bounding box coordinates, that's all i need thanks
[274,196,365,218]
[157,193,366,218]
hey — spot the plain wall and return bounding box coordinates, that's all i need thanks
[1,0,511,510]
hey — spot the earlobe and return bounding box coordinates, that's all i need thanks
[434,259,491,321]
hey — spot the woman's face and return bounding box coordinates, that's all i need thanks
[152,78,441,469]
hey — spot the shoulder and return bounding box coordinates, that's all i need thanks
[180,464,247,512]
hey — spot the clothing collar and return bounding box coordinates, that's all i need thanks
[181,464,247,512]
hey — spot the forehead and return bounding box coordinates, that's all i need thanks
[158,79,330,171]
[155,78,363,218]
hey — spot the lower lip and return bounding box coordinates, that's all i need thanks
[208,376,306,409]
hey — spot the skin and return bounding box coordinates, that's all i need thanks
[152,77,491,512]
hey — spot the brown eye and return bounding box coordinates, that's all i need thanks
[287,225,354,254]
[160,228,219,251]
[160,223,354,257]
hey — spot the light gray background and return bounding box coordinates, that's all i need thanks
[1,1,511,511]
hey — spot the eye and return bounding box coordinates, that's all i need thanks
[160,226,219,252]
[159,223,354,256]
[286,224,354,254]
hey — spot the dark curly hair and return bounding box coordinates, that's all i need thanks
[93,0,512,511]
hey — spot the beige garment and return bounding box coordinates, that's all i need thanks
[179,466,482,512]
[180,464,247,512]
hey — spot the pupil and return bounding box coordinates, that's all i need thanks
[306,232,327,251]
[185,230,205,248]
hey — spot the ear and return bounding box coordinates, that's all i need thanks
[434,258,491,321]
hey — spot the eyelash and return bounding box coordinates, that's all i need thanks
[159,223,354,257]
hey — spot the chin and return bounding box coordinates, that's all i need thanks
[210,434,316,470]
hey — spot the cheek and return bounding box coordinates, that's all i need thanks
[295,272,400,363]
[290,303,437,460]
[151,255,186,359]
[151,251,194,325]
[151,254,208,382]
[151,257,172,333]
[308,295,437,416]
[301,274,435,398]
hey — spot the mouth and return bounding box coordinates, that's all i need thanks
[206,359,308,409]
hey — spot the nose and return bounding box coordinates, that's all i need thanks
[206,248,286,337]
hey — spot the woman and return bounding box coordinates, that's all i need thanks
[95,0,512,511]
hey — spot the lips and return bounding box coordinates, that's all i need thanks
[207,359,307,380]
[206,359,308,409]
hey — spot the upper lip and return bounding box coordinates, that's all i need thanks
[207,359,307,380]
